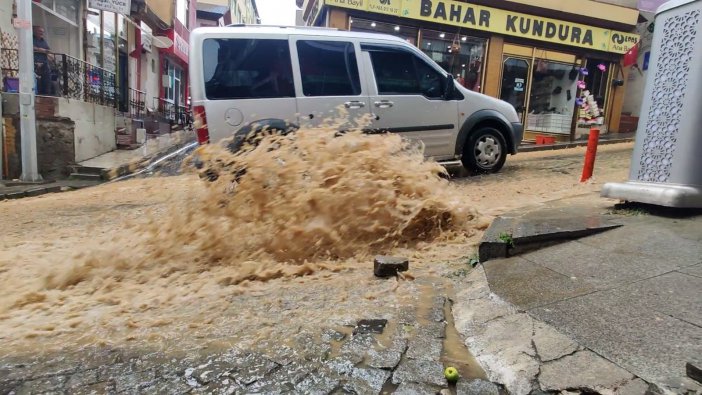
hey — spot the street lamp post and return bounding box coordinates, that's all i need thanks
[17,0,42,182]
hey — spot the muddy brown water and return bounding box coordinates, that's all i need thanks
[0,128,633,391]
[0,128,486,356]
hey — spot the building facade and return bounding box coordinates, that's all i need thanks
[301,0,641,142]
[220,0,259,25]
[0,0,200,179]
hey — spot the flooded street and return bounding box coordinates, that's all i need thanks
[0,133,634,393]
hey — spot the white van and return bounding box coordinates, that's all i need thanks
[189,25,523,173]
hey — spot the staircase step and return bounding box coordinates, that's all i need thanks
[67,165,104,176]
[69,173,103,181]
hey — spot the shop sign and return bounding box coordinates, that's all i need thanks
[324,0,638,54]
[141,22,153,52]
[368,0,401,16]
[173,32,189,63]
[88,0,131,15]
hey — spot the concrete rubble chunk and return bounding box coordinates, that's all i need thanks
[539,350,633,392]
[374,255,409,277]
[456,378,500,395]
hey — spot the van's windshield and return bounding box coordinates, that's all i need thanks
[203,38,295,100]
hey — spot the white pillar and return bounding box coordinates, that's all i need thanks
[17,0,42,182]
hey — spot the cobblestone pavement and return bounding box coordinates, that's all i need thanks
[0,277,503,395]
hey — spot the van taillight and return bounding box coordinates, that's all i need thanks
[192,105,209,145]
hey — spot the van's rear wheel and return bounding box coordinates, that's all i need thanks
[462,127,507,174]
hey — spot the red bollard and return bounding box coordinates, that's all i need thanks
[580,128,600,182]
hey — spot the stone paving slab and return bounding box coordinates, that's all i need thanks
[529,289,702,384]
[603,271,702,327]
[576,221,702,263]
[484,256,596,310]
[678,263,702,278]
[520,239,684,290]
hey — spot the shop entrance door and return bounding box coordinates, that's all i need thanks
[500,57,531,124]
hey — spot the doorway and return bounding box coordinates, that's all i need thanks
[499,44,582,141]
[500,57,530,124]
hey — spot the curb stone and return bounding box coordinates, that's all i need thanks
[518,137,634,153]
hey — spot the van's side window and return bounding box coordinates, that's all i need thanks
[369,49,445,99]
[203,38,294,100]
[296,40,361,96]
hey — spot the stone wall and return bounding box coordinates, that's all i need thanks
[2,95,76,179]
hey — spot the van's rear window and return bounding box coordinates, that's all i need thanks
[203,38,295,100]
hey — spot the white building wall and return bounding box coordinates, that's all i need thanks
[141,48,161,111]
[57,99,117,162]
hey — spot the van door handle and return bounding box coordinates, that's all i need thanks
[374,100,394,108]
[344,101,366,109]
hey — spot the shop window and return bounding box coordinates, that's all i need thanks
[583,59,611,111]
[203,38,295,100]
[527,60,579,135]
[369,49,445,99]
[297,40,361,96]
[350,19,418,45]
[33,0,80,25]
[419,30,486,92]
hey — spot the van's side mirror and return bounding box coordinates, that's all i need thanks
[444,74,455,100]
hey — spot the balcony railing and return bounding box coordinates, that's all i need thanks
[1,51,116,107]
[55,54,116,107]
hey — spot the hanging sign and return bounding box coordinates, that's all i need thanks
[88,0,131,15]
[141,22,153,52]
[325,0,639,54]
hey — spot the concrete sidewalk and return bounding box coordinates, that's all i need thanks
[453,195,702,394]
[1,131,195,200]
[519,132,636,153]
[78,130,195,179]
[0,179,101,200]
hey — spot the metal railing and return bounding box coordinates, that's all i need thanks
[54,54,116,107]
[2,52,115,107]
[154,97,190,127]
[129,87,146,119]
